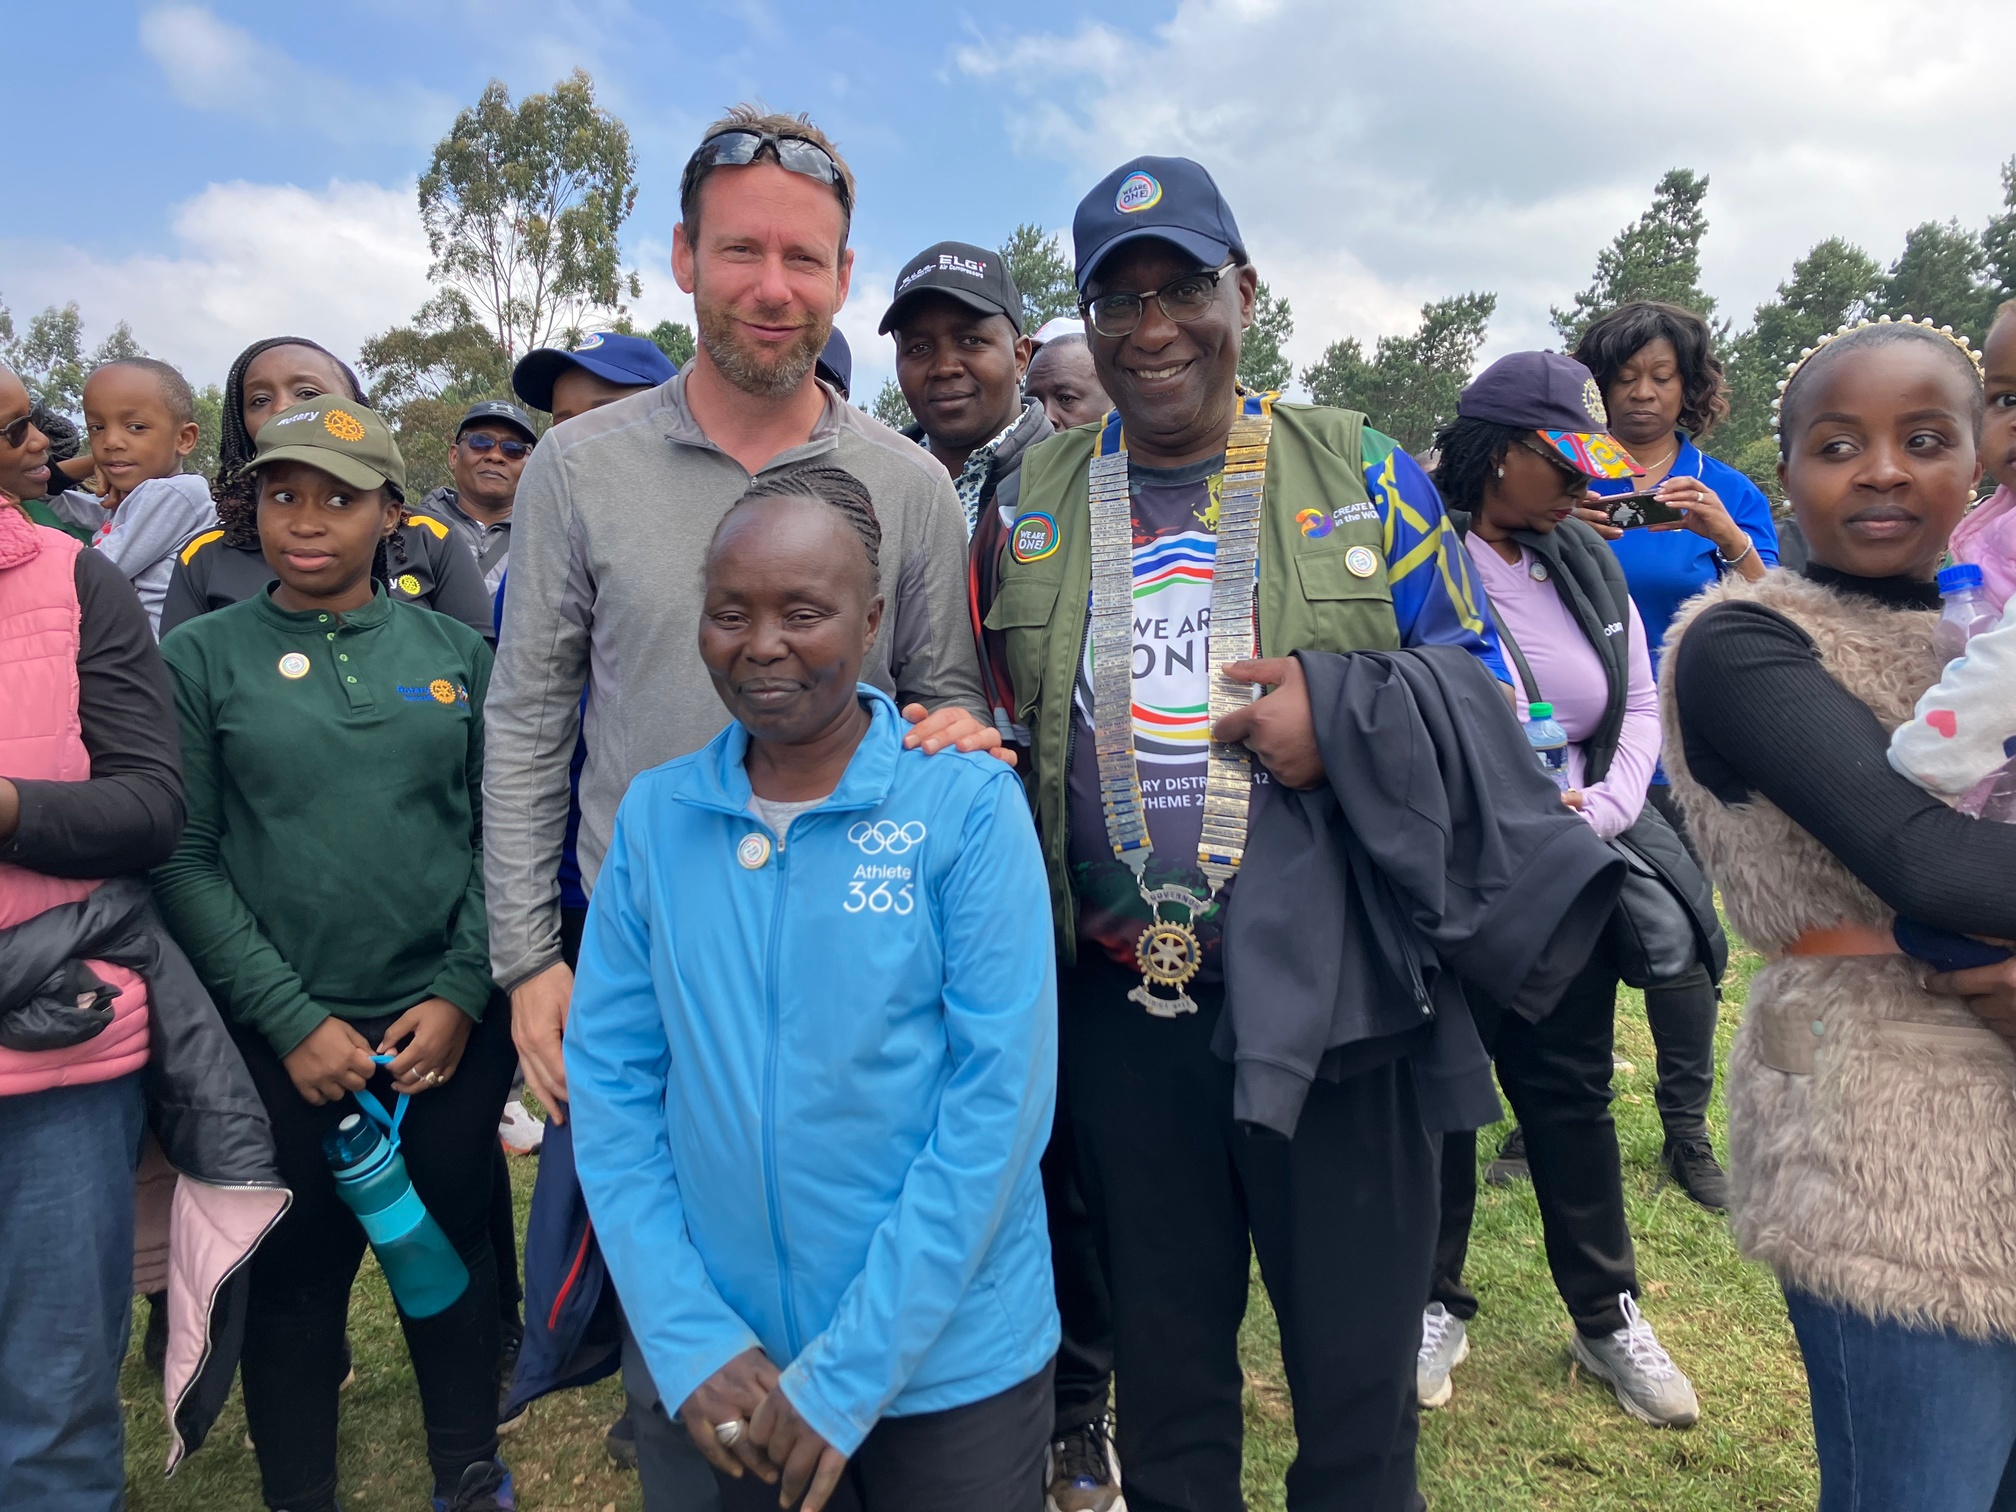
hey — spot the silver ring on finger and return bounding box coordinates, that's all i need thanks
[423,1069,442,1086]
[714,1418,746,1447]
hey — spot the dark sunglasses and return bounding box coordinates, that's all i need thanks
[459,433,533,461]
[1,413,38,450]
[1080,261,1237,339]
[682,129,850,214]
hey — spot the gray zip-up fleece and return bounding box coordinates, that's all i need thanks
[483,372,985,990]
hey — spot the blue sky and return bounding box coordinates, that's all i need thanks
[9,0,2014,404]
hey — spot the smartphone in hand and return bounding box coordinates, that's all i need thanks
[1604,490,1687,530]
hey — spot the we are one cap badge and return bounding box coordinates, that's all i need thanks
[1116,172,1162,213]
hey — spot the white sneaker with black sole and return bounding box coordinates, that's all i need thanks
[1570,1292,1699,1427]
[1416,1303,1470,1409]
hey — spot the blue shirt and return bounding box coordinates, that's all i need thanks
[1588,432,1779,675]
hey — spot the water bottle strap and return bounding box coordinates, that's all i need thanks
[360,1055,411,1155]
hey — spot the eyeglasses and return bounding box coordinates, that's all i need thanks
[1081,262,1237,339]
[682,129,851,215]
[459,433,533,461]
[1,413,37,450]
[1514,437,1589,489]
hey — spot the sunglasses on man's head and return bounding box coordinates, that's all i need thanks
[1,413,38,450]
[459,433,533,461]
[683,129,850,213]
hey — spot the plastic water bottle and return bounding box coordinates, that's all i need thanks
[1525,701,1571,791]
[322,1111,469,1318]
[1933,563,1998,663]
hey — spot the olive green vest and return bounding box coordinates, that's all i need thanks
[985,402,1402,957]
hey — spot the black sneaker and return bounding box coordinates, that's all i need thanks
[432,1458,514,1512]
[1663,1137,1730,1211]
[496,1321,527,1434]
[1484,1125,1529,1186]
[605,1412,638,1471]
[142,1291,168,1375]
[1045,1416,1121,1512]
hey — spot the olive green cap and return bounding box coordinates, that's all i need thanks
[251,397,407,492]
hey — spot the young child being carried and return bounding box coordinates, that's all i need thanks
[81,357,215,636]
[1946,297,2016,612]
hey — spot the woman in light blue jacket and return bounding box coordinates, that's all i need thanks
[566,466,1059,1512]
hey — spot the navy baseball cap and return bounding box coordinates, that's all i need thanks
[1073,156,1246,294]
[815,329,852,397]
[880,241,1025,335]
[1457,352,1644,480]
[457,399,538,443]
[511,332,677,414]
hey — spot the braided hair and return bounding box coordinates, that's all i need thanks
[1429,416,1533,521]
[214,336,409,574]
[715,463,883,579]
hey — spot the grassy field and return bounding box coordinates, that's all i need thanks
[123,937,1816,1510]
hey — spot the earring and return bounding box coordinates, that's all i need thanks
[1495,467,1504,479]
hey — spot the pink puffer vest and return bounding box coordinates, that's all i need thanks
[0,507,149,1095]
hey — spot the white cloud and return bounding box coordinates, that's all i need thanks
[0,180,433,387]
[139,5,454,146]
[959,0,2016,373]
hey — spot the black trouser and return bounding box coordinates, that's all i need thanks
[712,1363,1053,1512]
[1641,785,1720,1145]
[1044,1055,1116,1437]
[1061,955,1435,1512]
[1433,943,1638,1338]
[234,998,518,1510]
[490,1142,521,1335]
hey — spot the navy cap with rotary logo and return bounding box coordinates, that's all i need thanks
[1457,351,1644,480]
[511,332,679,414]
[880,241,1026,336]
[251,397,407,492]
[1072,156,1247,294]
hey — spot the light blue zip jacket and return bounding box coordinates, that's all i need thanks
[566,686,1059,1454]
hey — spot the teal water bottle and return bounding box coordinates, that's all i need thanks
[1524,701,1572,791]
[322,1086,469,1318]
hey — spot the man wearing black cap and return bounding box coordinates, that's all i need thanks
[983,156,1506,1511]
[883,239,1057,757]
[423,399,539,599]
[514,332,679,427]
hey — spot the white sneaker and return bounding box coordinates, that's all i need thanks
[1571,1293,1700,1427]
[1416,1302,1470,1409]
[498,1098,544,1156]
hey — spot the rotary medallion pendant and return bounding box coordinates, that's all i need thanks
[1130,885,1205,1017]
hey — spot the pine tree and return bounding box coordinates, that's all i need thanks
[1877,219,1994,344]
[999,224,1077,328]
[1238,283,1294,395]
[1552,169,1717,344]
[1301,292,1496,453]
[647,320,696,369]
[1984,157,2016,310]
[870,377,915,431]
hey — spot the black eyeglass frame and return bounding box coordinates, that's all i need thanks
[458,432,534,461]
[0,413,36,450]
[1079,260,1239,339]
[680,129,852,219]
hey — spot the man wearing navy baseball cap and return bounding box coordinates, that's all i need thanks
[513,332,679,424]
[982,155,1509,1511]
[418,397,541,598]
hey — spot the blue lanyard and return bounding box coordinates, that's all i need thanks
[357,1055,411,1154]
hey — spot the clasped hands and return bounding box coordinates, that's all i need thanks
[681,1347,847,1511]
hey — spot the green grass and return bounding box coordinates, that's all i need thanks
[125,939,1815,1510]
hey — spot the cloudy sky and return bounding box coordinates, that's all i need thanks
[9,0,2013,405]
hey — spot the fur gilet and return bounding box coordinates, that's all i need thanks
[1660,569,2016,1341]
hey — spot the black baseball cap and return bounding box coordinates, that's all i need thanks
[512,332,677,413]
[815,329,852,396]
[880,241,1024,335]
[1457,352,1644,480]
[457,400,538,444]
[1073,156,1246,293]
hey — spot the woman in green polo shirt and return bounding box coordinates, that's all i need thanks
[152,398,515,1512]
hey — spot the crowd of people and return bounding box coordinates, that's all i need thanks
[4,100,2016,1512]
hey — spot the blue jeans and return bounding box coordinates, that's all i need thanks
[1787,1286,2016,1511]
[0,1073,147,1512]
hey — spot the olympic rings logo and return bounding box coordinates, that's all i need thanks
[848,820,927,855]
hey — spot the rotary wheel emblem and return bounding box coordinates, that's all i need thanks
[1137,921,1201,987]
